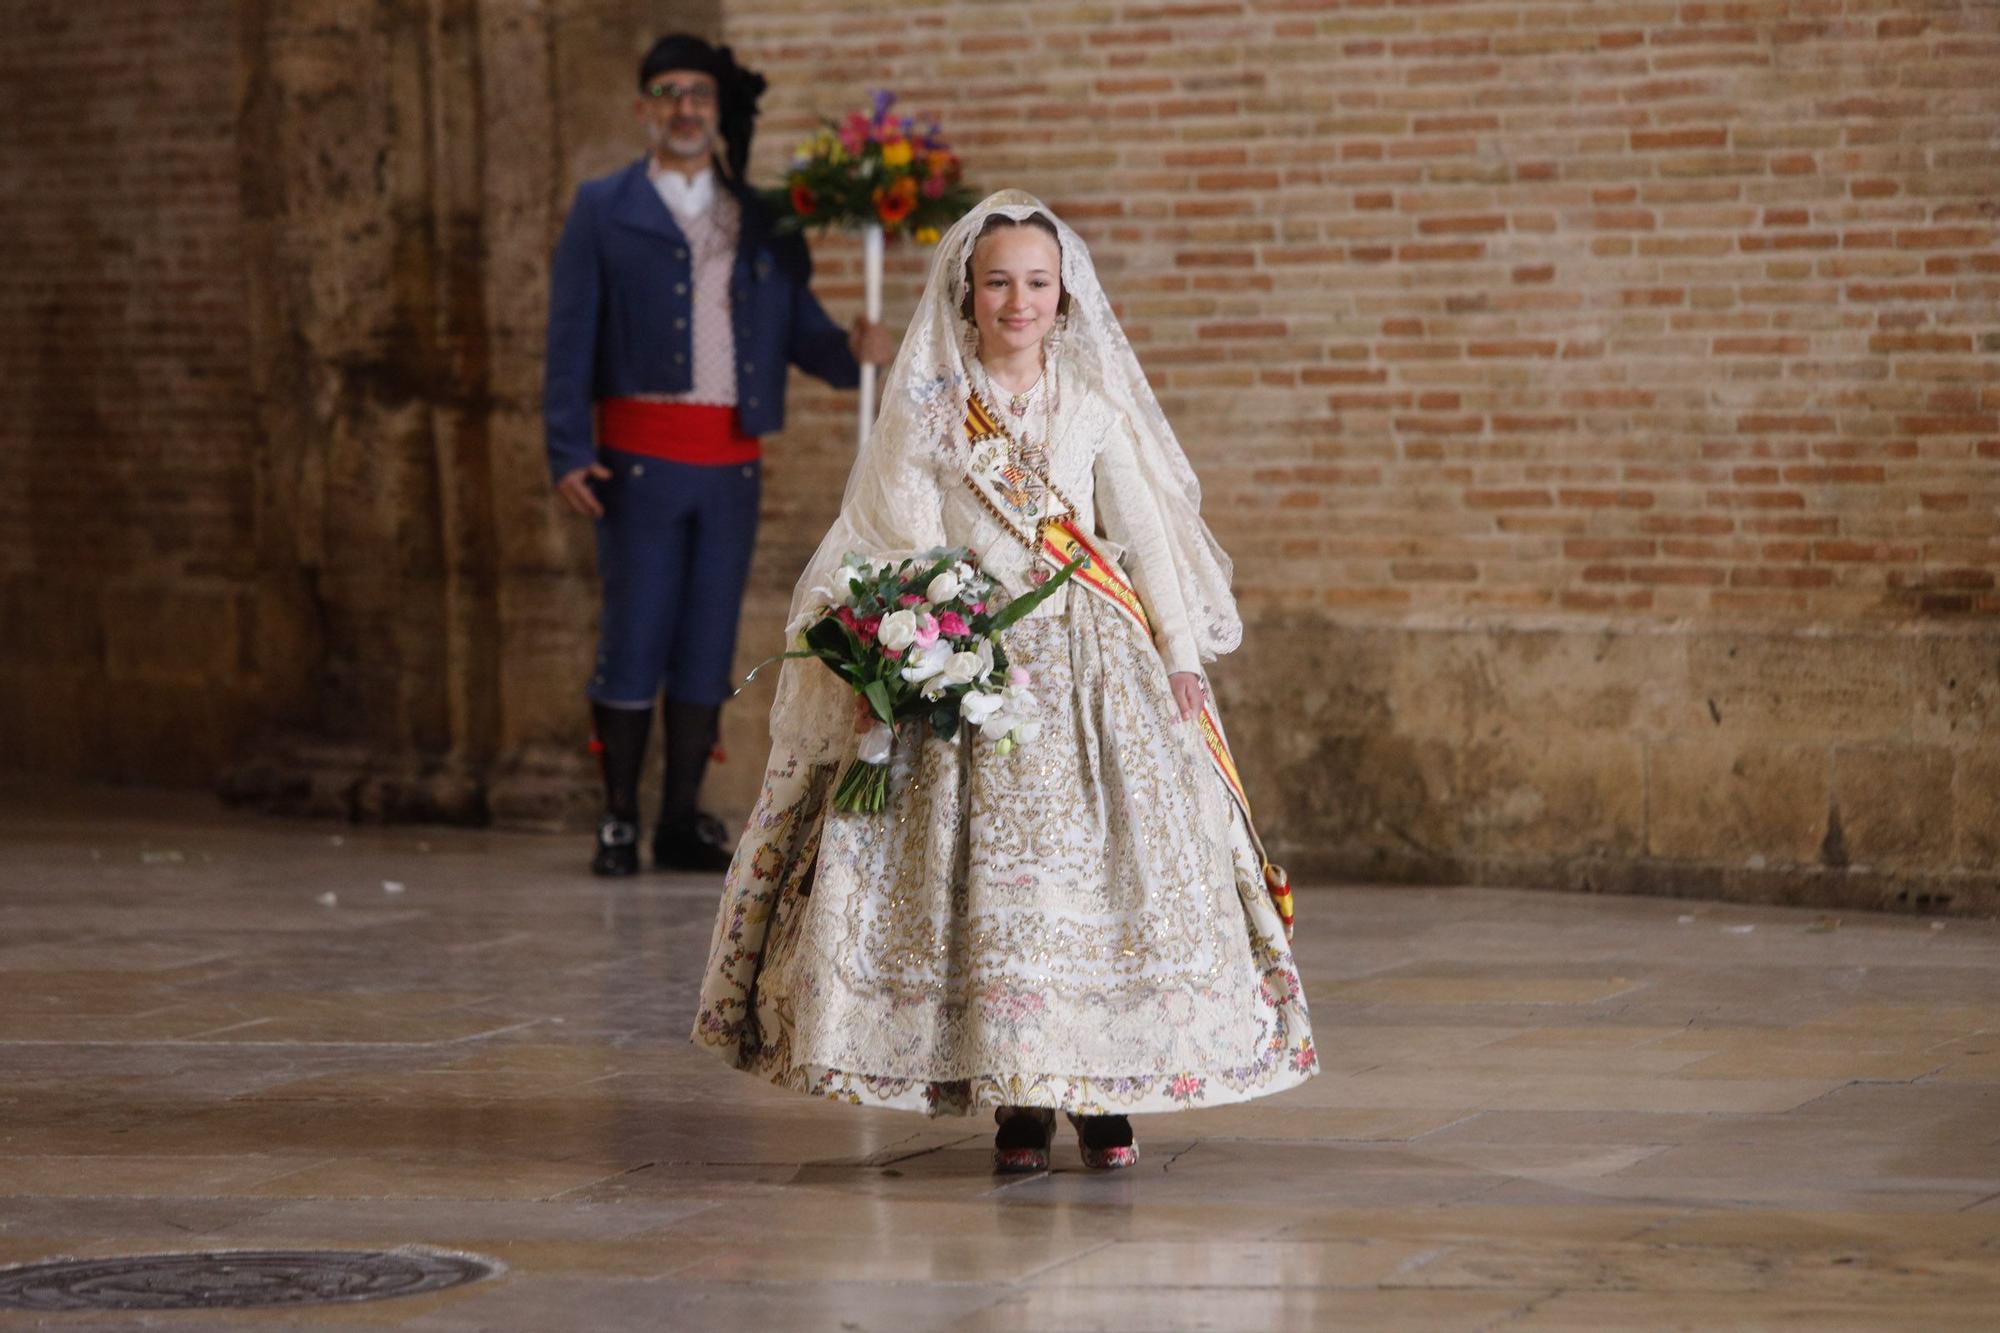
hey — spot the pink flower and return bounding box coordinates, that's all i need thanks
[858,615,881,643]
[921,174,946,200]
[1007,665,1030,686]
[912,613,940,649]
[836,606,858,630]
[936,611,969,638]
[883,647,903,660]
[969,601,986,614]
[898,593,924,607]
[837,112,870,155]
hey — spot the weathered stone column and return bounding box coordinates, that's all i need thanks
[225,0,717,825]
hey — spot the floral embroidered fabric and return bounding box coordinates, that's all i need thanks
[691,590,1316,1115]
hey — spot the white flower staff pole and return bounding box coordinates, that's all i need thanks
[859,222,884,448]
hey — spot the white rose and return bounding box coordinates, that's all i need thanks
[878,608,918,651]
[941,650,983,687]
[926,570,960,603]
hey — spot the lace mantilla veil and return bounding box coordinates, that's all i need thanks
[765,189,1243,761]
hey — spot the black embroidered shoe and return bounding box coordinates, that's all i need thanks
[1067,1112,1139,1170]
[590,817,641,877]
[993,1106,1056,1174]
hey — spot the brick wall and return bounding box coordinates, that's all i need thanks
[731,0,1998,620]
[0,0,272,782]
[718,0,1999,908]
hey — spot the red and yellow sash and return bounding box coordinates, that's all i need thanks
[963,398,1295,938]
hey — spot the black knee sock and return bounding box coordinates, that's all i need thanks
[659,700,720,836]
[592,703,653,823]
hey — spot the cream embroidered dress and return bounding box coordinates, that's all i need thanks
[690,193,1315,1116]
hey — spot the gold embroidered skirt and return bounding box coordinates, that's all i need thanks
[690,592,1317,1115]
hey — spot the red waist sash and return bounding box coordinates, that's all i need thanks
[599,399,760,466]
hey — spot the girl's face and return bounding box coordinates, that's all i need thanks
[969,226,1063,361]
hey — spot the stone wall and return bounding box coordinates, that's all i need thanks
[2,0,1994,912]
[0,0,277,783]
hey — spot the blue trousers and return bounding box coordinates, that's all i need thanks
[589,449,761,710]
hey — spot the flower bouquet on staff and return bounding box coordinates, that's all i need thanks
[764,91,978,446]
[764,90,976,242]
[762,547,1083,812]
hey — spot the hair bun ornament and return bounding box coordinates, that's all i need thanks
[717,46,768,180]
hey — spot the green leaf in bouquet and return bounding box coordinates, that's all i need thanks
[863,679,894,726]
[986,554,1086,633]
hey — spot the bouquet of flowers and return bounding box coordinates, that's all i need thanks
[779,546,1081,812]
[764,91,977,242]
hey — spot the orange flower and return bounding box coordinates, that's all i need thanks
[873,175,918,225]
[789,181,817,216]
[925,150,958,181]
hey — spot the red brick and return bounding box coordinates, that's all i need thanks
[1466,490,1554,510]
[1633,128,1729,151]
[1729,567,1836,589]
[1558,489,1655,509]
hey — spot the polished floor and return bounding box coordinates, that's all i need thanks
[2,780,1997,1331]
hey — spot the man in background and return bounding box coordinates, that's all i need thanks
[545,34,893,876]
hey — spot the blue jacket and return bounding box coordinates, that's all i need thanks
[543,159,860,482]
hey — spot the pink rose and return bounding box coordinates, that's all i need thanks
[836,606,858,629]
[882,647,903,660]
[912,613,940,649]
[898,593,924,607]
[936,611,969,638]
[1007,665,1030,687]
[858,615,881,643]
[969,601,986,614]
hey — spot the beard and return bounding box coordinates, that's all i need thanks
[648,118,715,165]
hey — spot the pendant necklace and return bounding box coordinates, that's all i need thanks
[1004,365,1043,417]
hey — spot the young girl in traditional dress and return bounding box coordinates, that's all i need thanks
[692,191,1315,1171]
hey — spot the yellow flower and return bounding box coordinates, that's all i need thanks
[914,226,940,245]
[880,139,913,168]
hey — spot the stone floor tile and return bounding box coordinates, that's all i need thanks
[946,1284,1550,1332]
[1510,1289,2000,1331]
[4,781,2000,1330]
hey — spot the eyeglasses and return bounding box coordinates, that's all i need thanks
[646,81,717,107]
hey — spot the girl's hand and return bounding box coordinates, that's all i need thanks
[854,693,876,734]
[1168,672,1206,723]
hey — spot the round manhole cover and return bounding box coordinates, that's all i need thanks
[0,1248,500,1312]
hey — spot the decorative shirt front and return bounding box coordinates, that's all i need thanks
[645,165,739,408]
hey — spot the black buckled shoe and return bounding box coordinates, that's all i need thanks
[590,817,641,877]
